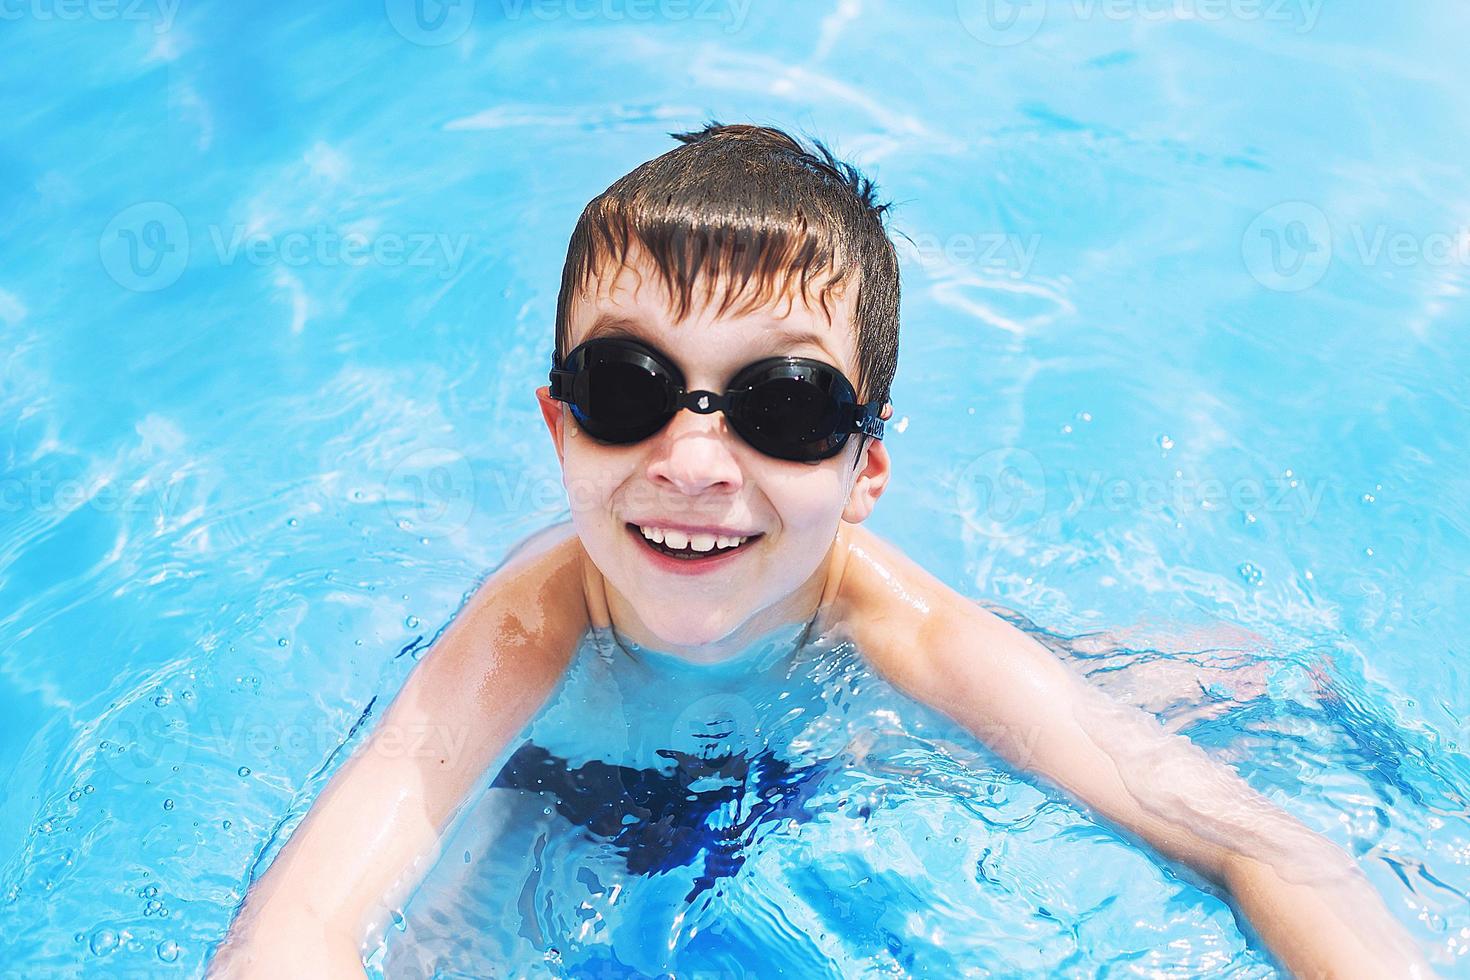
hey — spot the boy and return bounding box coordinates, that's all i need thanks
[210,123,1431,978]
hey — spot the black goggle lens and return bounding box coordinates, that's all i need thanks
[569,348,672,444]
[729,371,847,461]
[553,338,876,462]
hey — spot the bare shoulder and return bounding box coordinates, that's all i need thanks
[432,521,593,699]
[826,524,1015,693]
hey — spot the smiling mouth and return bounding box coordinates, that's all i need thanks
[625,523,763,561]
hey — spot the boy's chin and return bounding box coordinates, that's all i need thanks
[624,606,742,651]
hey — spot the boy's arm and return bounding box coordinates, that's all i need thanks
[834,526,1433,980]
[208,524,589,978]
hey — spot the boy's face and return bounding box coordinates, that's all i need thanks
[536,242,891,660]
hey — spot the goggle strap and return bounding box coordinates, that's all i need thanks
[850,402,885,439]
[549,367,577,402]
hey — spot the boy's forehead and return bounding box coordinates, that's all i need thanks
[566,248,859,371]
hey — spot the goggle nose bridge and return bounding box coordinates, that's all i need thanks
[674,388,735,416]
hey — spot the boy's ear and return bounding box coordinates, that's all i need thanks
[841,433,891,525]
[535,386,567,466]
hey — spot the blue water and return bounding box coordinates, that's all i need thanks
[3,1,1469,975]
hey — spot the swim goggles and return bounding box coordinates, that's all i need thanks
[548,336,884,462]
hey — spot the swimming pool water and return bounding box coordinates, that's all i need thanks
[2,1,1468,975]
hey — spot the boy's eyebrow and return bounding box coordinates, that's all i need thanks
[581,313,840,361]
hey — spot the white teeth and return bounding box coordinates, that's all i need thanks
[636,525,753,552]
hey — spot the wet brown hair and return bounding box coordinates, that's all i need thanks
[553,121,900,408]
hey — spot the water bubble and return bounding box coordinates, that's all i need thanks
[405,616,420,629]
[141,885,158,899]
[153,694,170,707]
[84,785,94,795]
[145,899,163,915]
[237,766,251,777]
[287,518,299,528]
[222,820,232,830]
[69,790,82,802]
[162,799,175,811]
[1157,434,1174,452]
[156,939,181,962]
[1237,562,1264,586]
[1361,492,1376,504]
[277,638,288,648]
[89,929,119,956]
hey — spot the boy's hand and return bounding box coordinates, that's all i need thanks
[208,523,589,977]
[830,525,1435,979]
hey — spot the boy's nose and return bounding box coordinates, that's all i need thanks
[644,406,745,495]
